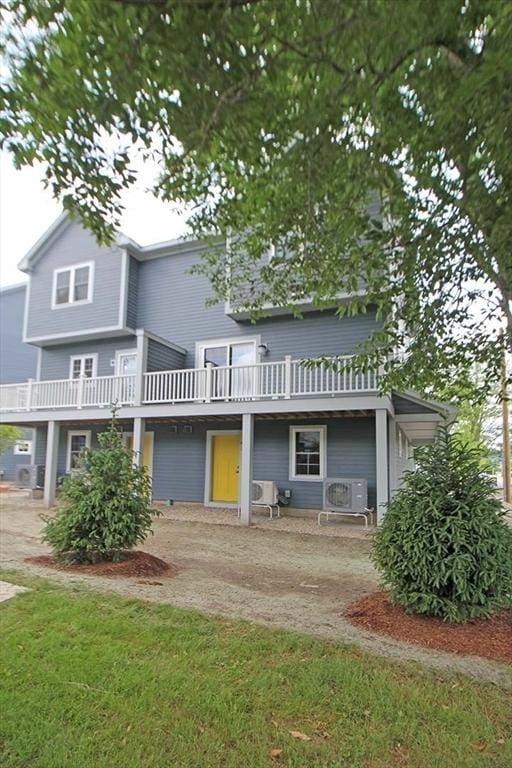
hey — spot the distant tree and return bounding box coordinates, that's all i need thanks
[0,425,22,457]
[1,0,511,394]
[43,412,156,564]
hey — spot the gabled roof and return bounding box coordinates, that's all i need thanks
[17,211,72,272]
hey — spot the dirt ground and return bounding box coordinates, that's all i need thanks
[1,492,510,687]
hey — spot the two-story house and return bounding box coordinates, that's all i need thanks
[0,212,452,523]
[0,283,38,481]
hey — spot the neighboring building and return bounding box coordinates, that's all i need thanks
[0,284,38,481]
[0,212,452,521]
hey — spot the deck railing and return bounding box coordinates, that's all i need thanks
[0,357,379,412]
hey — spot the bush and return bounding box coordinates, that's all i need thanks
[43,414,156,564]
[372,428,512,622]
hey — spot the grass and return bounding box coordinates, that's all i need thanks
[0,571,510,768]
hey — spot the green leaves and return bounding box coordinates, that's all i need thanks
[373,427,512,622]
[42,411,157,564]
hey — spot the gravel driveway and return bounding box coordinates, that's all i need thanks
[1,493,510,687]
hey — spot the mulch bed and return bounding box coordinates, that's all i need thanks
[26,551,176,578]
[345,592,512,664]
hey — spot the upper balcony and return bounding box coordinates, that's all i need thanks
[0,356,379,414]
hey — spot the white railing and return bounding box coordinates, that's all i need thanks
[0,357,379,412]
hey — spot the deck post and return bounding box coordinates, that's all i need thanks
[239,413,254,526]
[388,417,398,498]
[43,420,60,508]
[135,330,148,406]
[25,378,34,411]
[132,417,145,467]
[375,409,389,523]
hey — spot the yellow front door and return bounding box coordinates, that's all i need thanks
[126,433,153,473]
[211,434,240,503]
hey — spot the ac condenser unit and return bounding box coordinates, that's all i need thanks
[252,480,279,506]
[15,464,45,489]
[323,478,368,513]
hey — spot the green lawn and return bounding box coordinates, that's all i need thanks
[0,572,510,768]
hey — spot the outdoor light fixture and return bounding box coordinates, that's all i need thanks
[257,343,269,356]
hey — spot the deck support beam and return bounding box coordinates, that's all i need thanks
[132,417,145,467]
[375,409,389,523]
[239,413,254,526]
[43,420,60,508]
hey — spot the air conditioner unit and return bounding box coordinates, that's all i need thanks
[323,478,368,513]
[252,480,278,506]
[15,464,45,489]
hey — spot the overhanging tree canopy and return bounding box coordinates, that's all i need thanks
[1,0,511,394]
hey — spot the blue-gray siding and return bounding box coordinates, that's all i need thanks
[137,250,381,367]
[392,395,439,414]
[127,256,138,328]
[147,338,186,371]
[0,427,34,481]
[39,337,136,380]
[25,219,125,339]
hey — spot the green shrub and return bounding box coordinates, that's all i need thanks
[43,414,156,563]
[372,428,512,622]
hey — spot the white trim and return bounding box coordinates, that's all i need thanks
[51,260,94,309]
[195,336,260,368]
[66,430,92,473]
[140,329,187,355]
[18,211,71,272]
[36,347,42,381]
[289,424,327,482]
[122,430,154,477]
[14,439,32,455]
[115,348,138,376]
[69,353,98,380]
[118,249,129,327]
[25,325,134,345]
[22,275,31,343]
[204,429,242,507]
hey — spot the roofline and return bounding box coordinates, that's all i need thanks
[122,234,224,261]
[0,281,27,294]
[395,389,457,418]
[17,211,72,272]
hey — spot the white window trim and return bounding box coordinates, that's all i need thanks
[289,425,327,482]
[69,353,98,380]
[195,336,260,368]
[66,430,92,473]
[14,440,33,455]
[51,260,94,309]
[115,348,138,376]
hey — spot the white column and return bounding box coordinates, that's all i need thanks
[133,417,145,467]
[44,420,60,508]
[388,417,398,498]
[239,413,254,526]
[375,409,389,523]
[135,330,148,406]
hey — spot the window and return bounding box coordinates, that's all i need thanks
[66,431,91,472]
[289,425,326,481]
[69,354,97,379]
[52,262,93,308]
[14,440,32,455]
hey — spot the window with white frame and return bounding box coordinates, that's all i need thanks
[53,262,93,307]
[14,440,32,455]
[69,354,97,379]
[289,425,326,480]
[67,431,91,472]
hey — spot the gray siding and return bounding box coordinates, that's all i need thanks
[137,249,381,367]
[148,416,376,509]
[393,395,438,415]
[147,339,186,371]
[39,337,136,380]
[25,219,125,339]
[127,256,139,328]
[0,427,34,481]
[0,285,38,383]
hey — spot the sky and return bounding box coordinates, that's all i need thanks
[0,150,189,289]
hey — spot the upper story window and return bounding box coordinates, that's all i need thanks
[69,354,98,379]
[52,261,94,308]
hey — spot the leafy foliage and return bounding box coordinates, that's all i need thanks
[0,425,23,457]
[1,0,511,394]
[373,428,512,622]
[43,413,156,563]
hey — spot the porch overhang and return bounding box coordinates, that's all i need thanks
[395,413,447,445]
